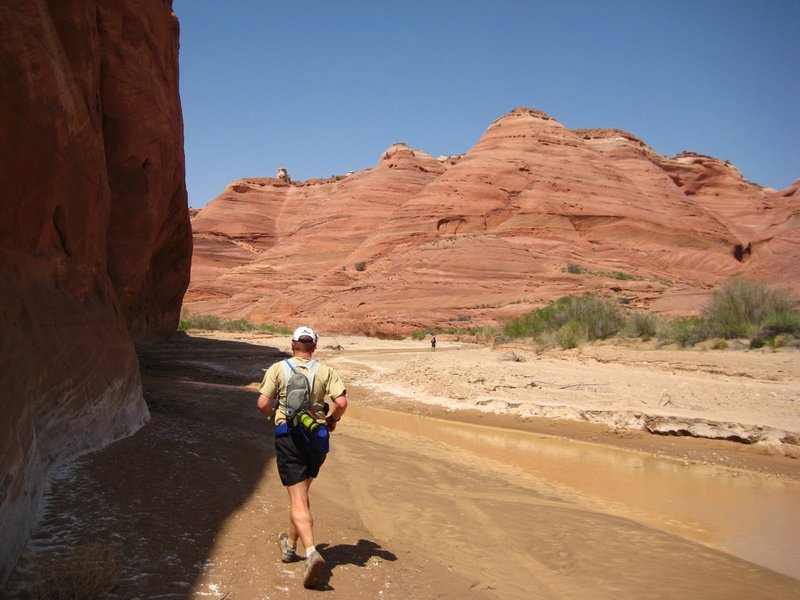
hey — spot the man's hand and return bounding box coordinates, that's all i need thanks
[257,394,275,420]
[326,416,339,432]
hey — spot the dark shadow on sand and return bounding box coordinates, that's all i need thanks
[3,333,287,598]
[312,540,398,590]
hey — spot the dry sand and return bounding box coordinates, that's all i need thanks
[4,332,800,599]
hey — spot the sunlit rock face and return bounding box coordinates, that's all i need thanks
[0,0,191,583]
[187,107,797,336]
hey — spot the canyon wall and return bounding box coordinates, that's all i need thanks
[0,0,191,583]
[187,108,798,337]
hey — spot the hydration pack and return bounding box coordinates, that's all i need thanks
[281,359,320,420]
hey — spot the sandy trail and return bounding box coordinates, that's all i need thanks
[3,332,799,599]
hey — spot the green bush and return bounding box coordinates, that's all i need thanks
[503,301,560,339]
[702,278,791,339]
[468,325,500,337]
[355,261,367,272]
[659,316,708,347]
[411,327,436,340]
[623,312,659,339]
[565,263,586,274]
[257,323,293,335]
[179,313,223,331]
[609,271,638,281]
[554,321,585,349]
[570,295,625,340]
[503,294,624,346]
[758,310,800,338]
[179,313,290,334]
[223,318,257,332]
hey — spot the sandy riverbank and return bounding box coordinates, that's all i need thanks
[321,333,800,474]
[3,332,799,599]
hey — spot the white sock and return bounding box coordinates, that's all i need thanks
[306,545,317,557]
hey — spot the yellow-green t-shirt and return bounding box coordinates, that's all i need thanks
[258,357,345,426]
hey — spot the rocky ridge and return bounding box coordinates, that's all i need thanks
[187,108,798,336]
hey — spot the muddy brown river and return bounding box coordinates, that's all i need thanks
[347,403,800,580]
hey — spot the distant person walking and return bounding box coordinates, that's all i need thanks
[257,326,348,588]
[431,335,437,351]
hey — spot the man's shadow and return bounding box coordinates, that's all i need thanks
[313,540,397,590]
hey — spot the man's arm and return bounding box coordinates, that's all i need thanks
[257,394,277,420]
[326,393,347,431]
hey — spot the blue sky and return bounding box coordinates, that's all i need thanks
[174,0,800,207]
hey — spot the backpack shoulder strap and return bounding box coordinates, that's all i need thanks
[306,359,320,394]
[282,359,320,394]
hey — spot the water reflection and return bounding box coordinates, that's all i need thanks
[348,404,800,579]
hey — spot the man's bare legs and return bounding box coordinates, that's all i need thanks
[287,478,315,551]
[286,477,326,587]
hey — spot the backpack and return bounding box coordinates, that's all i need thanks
[281,359,320,421]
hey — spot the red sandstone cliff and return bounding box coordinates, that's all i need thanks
[186,108,798,336]
[0,0,191,582]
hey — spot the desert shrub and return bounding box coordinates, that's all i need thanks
[769,334,797,348]
[222,318,258,332]
[567,295,625,340]
[503,300,563,339]
[758,310,800,339]
[659,316,708,347]
[179,313,223,330]
[257,323,293,335]
[710,339,729,350]
[535,330,558,349]
[179,313,289,334]
[565,263,586,274]
[468,325,500,337]
[623,312,659,339]
[702,278,792,339]
[503,294,624,346]
[609,271,638,281]
[749,338,766,349]
[30,543,121,600]
[554,321,586,349]
[411,327,436,340]
[355,261,367,272]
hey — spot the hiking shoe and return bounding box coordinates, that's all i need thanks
[277,532,297,563]
[303,550,326,588]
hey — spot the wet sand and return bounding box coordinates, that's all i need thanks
[3,332,799,599]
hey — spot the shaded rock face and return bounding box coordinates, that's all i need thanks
[187,107,797,337]
[0,0,191,583]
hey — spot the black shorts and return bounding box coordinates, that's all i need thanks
[276,427,327,486]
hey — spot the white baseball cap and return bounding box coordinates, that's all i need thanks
[291,326,318,343]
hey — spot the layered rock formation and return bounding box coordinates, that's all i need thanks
[0,0,191,583]
[187,108,798,336]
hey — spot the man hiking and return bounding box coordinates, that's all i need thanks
[256,326,348,588]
